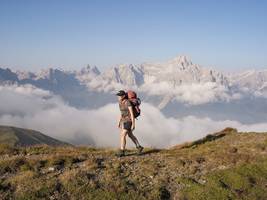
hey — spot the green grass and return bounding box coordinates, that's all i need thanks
[178,160,267,200]
[0,128,267,199]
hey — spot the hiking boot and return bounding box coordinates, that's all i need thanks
[116,149,125,157]
[136,145,144,154]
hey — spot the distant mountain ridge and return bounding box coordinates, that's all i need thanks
[0,125,69,147]
[1,55,267,123]
[1,55,264,95]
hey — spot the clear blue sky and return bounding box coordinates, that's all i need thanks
[0,0,267,71]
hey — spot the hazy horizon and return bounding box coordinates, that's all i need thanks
[1,54,267,74]
[1,0,267,71]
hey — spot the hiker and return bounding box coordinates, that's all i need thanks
[116,90,143,157]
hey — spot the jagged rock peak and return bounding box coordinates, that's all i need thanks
[80,65,101,75]
[168,55,193,66]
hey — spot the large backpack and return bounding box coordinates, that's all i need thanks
[127,90,141,118]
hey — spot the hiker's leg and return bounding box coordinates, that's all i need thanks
[120,129,128,150]
[128,131,140,147]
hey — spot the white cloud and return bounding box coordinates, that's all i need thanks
[139,82,242,105]
[83,75,243,106]
[0,85,266,148]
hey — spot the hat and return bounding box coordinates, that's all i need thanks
[116,90,127,96]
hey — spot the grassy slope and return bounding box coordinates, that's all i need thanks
[0,126,68,147]
[0,128,267,200]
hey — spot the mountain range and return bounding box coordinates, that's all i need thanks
[1,55,267,123]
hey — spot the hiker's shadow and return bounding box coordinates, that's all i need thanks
[124,149,162,157]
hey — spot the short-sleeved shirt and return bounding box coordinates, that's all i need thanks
[119,99,132,122]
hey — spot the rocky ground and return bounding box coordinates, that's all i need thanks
[0,128,267,200]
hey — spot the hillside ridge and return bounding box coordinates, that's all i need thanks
[0,127,266,199]
[0,125,69,147]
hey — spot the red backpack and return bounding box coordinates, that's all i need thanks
[127,90,141,118]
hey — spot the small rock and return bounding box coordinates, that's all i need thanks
[196,157,205,164]
[177,159,186,166]
[48,167,55,172]
[229,147,238,153]
[218,165,226,170]
[198,179,206,185]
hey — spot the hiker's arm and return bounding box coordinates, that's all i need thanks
[117,115,122,128]
[128,106,135,130]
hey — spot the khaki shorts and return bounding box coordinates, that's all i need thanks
[121,121,132,131]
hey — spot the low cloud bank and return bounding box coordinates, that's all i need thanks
[140,81,242,105]
[0,85,266,148]
[84,78,242,105]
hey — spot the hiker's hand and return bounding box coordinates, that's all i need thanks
[131,124,135,131]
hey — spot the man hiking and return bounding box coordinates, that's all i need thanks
[116,90,143,157]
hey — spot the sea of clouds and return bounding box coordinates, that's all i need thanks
[139,81,242,105]
[87,79,243,106]
[0,84,266,148]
